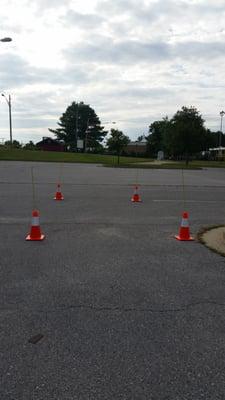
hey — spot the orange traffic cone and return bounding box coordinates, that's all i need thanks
[26,210,45,241]
[54,183,64,200]
[131,185,142,202]
[175,211,194,241]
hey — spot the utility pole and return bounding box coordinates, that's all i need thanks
[75,104,78,151]
[219,111,225,158]
[1,93,12,147]
[85,118,90,153]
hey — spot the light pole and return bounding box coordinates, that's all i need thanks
[85,119,95,152]
[75,104,79,151]
[219,111,225,158]
[1,93,12,146]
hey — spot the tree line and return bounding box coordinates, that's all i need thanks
[3,102,223,163]
[48,102,222,163]
[146,106,223,163]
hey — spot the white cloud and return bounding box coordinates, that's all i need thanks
[0,0,225,143]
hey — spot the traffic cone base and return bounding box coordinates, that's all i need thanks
[175,234,194,241]
[131,186,142,202]
[131,195,142,202]
[26,210,45,241]
[175,211,194,241]
[26,233,45,241]
[54,184,64,200]
[54,193,64,200]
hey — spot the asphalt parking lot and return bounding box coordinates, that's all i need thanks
[1,161,225,400]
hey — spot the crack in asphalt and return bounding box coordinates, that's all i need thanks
[2,300,225,315]
[51,300,225,313]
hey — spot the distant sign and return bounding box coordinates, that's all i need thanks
[77,139,84,149]
[157,150,164,161]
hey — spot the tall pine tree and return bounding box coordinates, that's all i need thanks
[49,101,107,151]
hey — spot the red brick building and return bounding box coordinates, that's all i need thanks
[124,141,147,156]
[36,137,65,152]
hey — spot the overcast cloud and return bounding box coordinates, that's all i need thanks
[0,0,225,143]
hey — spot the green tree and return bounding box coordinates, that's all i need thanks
[23,141,36,150]
[210,130,225,147]
[146,117,170,156]
[164,106,207,164]
[49,101,107,152]
[136,135,146,142]
[5,140,21,148]
[107,128,130,164]
[201,129,219,150]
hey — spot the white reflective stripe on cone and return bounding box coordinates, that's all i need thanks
[32,217,40,226]
[181,218,189,227]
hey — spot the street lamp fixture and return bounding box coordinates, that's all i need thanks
[0,37,12,42]
[1,93,12,146]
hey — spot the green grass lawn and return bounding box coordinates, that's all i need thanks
[1,148,225,169]
[132,160,225,169]
[155,160,225,169]
[0,148,150,165]
[185,160,225,168]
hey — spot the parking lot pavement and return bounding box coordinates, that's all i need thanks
[1,162,225,399]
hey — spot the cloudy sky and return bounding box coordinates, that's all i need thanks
[0,0,225,144]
